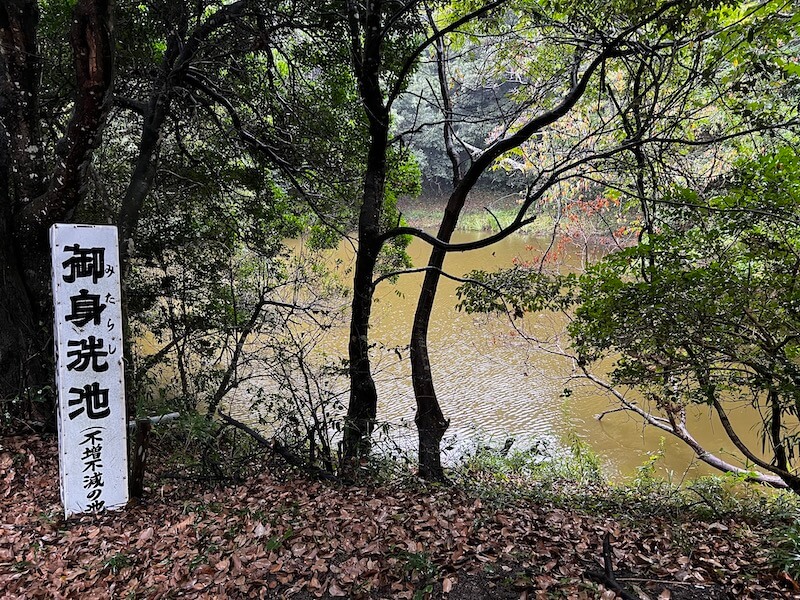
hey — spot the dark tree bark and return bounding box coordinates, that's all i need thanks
[117,0,253,270]
[410,18,461,480]
[0,1,48,425]
[342,0,391,462]
[112,0,255,492]
[409,46,617,479]
[0,0,114,429]
[340,0,514,465]
[343,236,382,460]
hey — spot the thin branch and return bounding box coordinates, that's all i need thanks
[711,397,795,481]
[217,411,338,480]
[183,70,353,244]
[484,207,503,231]
[372,265,507,290]
[113,95,148,115]
[581,367,788,487]
[387,0,511,107]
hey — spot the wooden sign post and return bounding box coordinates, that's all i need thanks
[50,224,128,518]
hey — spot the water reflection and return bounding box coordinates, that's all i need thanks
[310,230,768,481]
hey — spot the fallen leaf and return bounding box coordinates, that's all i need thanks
[175,514,195,532]
[328,580,348,597]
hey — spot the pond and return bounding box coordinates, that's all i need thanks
[299,229,768,481]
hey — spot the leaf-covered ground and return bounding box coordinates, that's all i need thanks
[1,435,798,599]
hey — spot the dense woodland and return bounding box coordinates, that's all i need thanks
[2,0,800,494]
[5,1,800,597]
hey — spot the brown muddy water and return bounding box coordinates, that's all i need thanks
[286,230,768,482]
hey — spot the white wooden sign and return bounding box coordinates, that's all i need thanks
[50,224,128,518]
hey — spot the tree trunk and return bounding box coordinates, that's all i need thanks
[408,33,618,478]
[410,196,469,480]
[0,0,114,429]
[0,223,50,428]
[343,240,380,460]
[341,1,390,464]
[0,0,47,423]
[342,115,387,462]
[409,22,462,480]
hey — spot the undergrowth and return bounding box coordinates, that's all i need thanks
[399,199,555,234]
[450,436,800,579]
[146,418,800,581]
[145,412,269,483]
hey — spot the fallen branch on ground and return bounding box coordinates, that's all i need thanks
[217,411,337,481]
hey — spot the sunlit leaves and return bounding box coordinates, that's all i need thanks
[377,149,421,276]
[456,268,578,316]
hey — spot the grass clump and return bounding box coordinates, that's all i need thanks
[453,435,800,531]
[771,521,800,581]
[399,195,555,235]
[457,210,554,235]
[145,412,268,483]
[454,435,605,506]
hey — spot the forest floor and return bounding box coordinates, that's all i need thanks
[2,434,800,600]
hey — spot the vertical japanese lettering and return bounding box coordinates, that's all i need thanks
[65,289,107,327]
[51,225,128,517]
[80,429,106,511]
[67,383,111,420]
[66,336,109,372]
[62,245,105,284]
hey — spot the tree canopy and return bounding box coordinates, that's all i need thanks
[2,0,800,493]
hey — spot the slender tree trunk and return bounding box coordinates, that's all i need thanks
[343,239,380,460]
[410,196,467,479]
[410,22,462,480]
[0,220,49,428]
[341,0,391,464]
[343,115,388,461]
[0,0,48,423]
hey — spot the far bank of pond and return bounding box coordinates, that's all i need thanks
[289,227,767,482]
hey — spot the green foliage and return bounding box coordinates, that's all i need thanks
[457,267,577,317]
[377,148,422,277]
[621,440,682,501]
[458,434,603,496]
[264,528,294,552]
[457,210,554,235]
[771,521,800,580]
[103,552,134,575]
[147,412,266,482]
[393,547,439,599]
[686,472,779,520]
[570,147,800,486]
[456,431,800,529]
[307,224,341,250]
[396,548,439,581]
[455,146,800,492]
[632,440,666,485]
[531,0,732,30]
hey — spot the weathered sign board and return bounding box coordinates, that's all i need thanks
[50,224,128,518]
